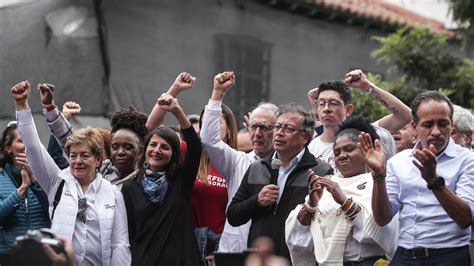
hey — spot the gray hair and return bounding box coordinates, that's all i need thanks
[375,126,397,163]
[453,105,473,133]
[251,102,278,117]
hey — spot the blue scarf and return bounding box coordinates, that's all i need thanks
[142,169,168,206]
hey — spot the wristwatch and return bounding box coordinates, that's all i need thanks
[427,176,445,190]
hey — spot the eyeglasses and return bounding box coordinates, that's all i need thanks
[248,123,274,132]
[77,198,88,223]
[317,99,343,109]
[274,124,305,134]
[6,121,17,129]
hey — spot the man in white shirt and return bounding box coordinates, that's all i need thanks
[363,91,474,265]
[307,69,411,168]
[200,71,278,252]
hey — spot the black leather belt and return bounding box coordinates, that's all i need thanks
[399,246,468,259]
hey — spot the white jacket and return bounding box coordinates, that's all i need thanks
[200,100,257,252]
[17,109,131,266]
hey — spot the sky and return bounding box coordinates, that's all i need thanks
[385,0,458,29]
[0,0,459,29]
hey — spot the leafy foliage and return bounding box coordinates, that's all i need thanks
[449,0,474,43]
[369,27,474,109]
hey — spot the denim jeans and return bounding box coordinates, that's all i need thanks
[194,227,221,265]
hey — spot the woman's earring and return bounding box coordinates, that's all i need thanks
[143,162,149,170]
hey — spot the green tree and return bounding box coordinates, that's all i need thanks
[449,0,474,44]
[370,27,474,109]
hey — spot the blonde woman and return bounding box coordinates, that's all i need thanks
[12,81,131,266]
[191,103,238,263]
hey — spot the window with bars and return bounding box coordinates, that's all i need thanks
[215,33,272,126]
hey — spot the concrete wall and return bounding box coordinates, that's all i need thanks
[104,0,388,125]
[1,0,389,140]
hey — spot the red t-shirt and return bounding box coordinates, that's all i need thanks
[190,166,228,234]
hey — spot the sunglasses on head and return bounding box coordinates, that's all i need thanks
[77,198,88,223]
[6,121,17,129]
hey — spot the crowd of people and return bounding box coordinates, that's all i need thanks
[0,69,473,266]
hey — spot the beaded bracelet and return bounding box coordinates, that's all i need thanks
[303,201,317,214]
[340,197,353,212]
[346,205,361,220]
[301,204,315,220]
[337,198,354,217]
[345,202,359,217]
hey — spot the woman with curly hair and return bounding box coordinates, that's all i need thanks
[110,106,148,186]
[37,83,148,187]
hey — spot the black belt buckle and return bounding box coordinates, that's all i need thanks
[411,248,430,259]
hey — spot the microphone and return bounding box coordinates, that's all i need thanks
[270,159,282,186]
[269,159,281,213]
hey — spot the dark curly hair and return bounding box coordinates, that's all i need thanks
[316,80,352,104]
[110,106,148,142]
[335,115,379,145]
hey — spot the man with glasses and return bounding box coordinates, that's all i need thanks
[227,103,333,261]
[307,69,412,168]
[200,71,279,253]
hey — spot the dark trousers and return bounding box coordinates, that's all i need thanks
[0,253,12,266]
[390,246,470,266]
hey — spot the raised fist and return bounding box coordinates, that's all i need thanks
[213,71,235,93]
[158,93,179,113]
[172,72,196,92]
[62,101,82,121]
[38,83,56,106]
[11,81,31,103]
[344,69,370,91]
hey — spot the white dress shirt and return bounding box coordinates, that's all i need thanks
[73,178,103,266]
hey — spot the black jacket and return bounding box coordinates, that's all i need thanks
[227,148,333,261]
[121,127,203,266]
